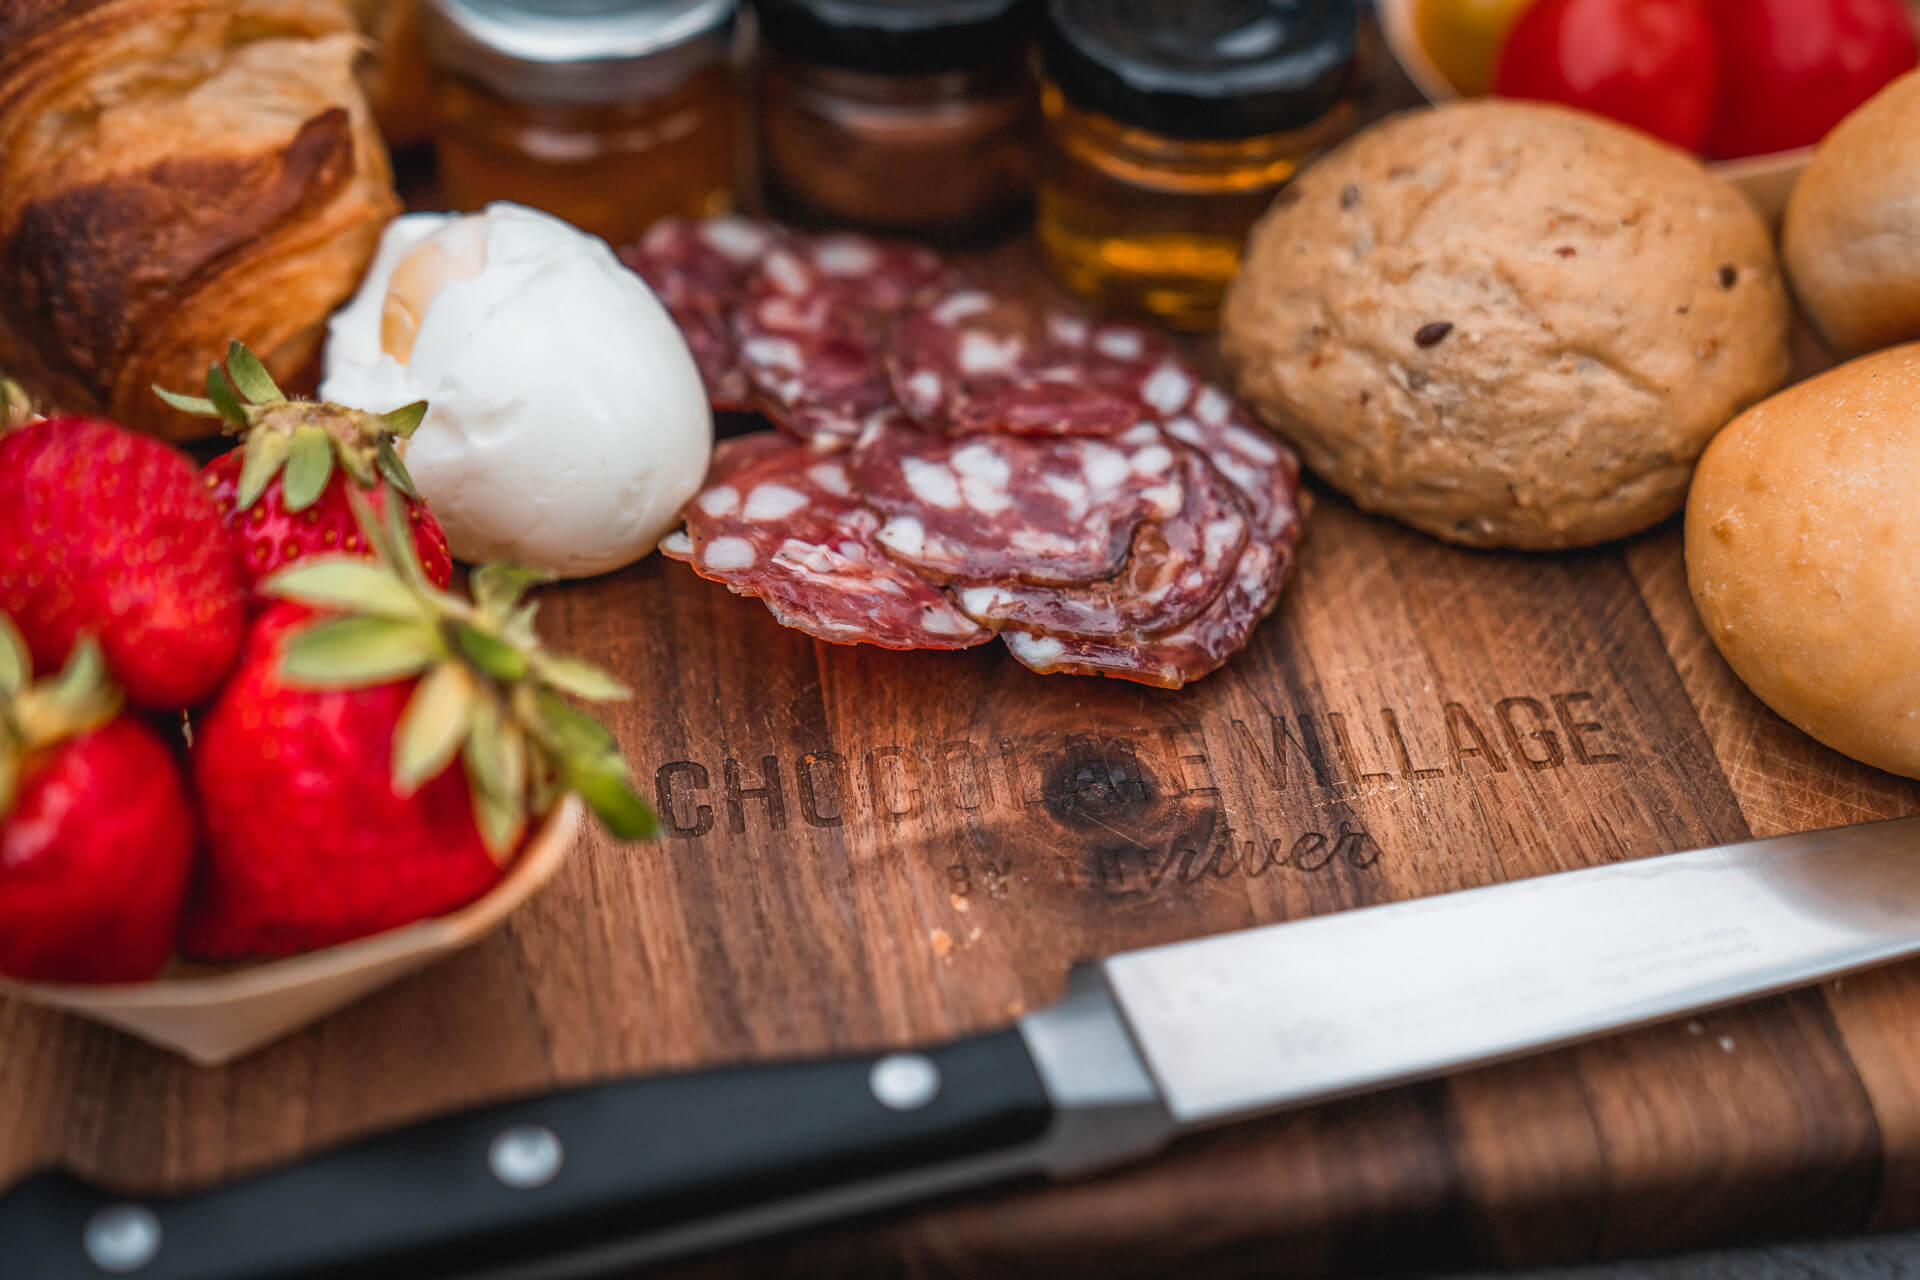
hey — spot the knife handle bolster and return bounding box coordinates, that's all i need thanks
[0,1028,1055,1280]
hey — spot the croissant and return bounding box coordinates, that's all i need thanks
[0,0,400,440]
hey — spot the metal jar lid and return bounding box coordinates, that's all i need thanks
[1041,0,1356,140]
[753,0,1035,76]
[422,0,738,105]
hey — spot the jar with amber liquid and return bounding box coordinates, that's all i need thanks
[754,0,1039,242]
[422,0,740,246]
[1037,0,1358,330]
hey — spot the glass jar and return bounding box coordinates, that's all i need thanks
[753,0,1039,242]
[1037,0,1359,330]
[422,0,740,246]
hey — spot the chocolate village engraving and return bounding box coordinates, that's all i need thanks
[648,690,1627,890]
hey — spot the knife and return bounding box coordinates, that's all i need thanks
[7,816,1920,1280]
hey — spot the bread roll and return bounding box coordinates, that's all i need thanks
[1222,100,1791,550]
[1783,70,1920,358]
[1687,344,1920,779]
[0,0,400,440]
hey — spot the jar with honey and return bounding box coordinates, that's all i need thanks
[421,0,740,246]
[1037,0,1359,330]
[753,0,1039,242]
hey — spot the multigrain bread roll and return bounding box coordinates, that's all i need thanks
[1783,71,1920,358]
[1222,100,1791,550]
[0,0,400,440]
[1687,345,1920,779]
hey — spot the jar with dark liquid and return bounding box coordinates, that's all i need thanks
[422,0,740,245]
[754,0,1039,241]
[1037,0,1358,329]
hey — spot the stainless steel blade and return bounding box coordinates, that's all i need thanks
[1101,817,1920,1127]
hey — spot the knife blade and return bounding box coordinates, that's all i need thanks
[6,816,1920,1280]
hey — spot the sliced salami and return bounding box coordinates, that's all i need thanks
[953,445,1249,640]
[662,432,990,650]
[1000,368,1307,688]
[1146,361,1303,556]
[735,233,956,450]
[849,420,1188,587]
[619,216,782,411]
[1002,533,1301,690]
[886,287,1147,437]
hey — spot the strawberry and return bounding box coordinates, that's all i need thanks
[0,414,247,710]
[0,619,198,984]
[185,493,655,960]
[157,342,452,595]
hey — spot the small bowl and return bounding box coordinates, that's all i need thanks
[0,798,583,1066]
[1376,0,1812,226]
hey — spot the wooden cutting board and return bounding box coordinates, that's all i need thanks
[6,326,1920,1278]
[9,67,1920,1280]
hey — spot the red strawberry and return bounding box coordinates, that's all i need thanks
[0,415,247,710]
[184,495,654,960]
[0,622,198,984]
[159,341,452,596]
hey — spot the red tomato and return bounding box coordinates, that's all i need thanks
[1703,0,1918,159]
[1493,0,1719,152]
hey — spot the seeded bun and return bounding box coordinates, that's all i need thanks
[1783,70,1920,358]
[1687,345,1920,779]
[1222,100,1791,550]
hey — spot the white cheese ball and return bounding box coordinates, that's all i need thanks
[322,203,712,578]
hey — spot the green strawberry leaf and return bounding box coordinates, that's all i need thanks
[0,615,27,696]
[281,427,335,513]
[568,753,659,840]
[534,654,630,702]
[281,616,442,686]
[337,441,378,489]
[19,637,123,742]
[506,601,541,645]
[380,401,430,439]
[153,386,221,418]
[534,691,620,758]
[471,564,551,618]
[206,364,251,428]
[470,783,526,862]
[265,559,427,620]
[375,439,420,501]
[235,429,292,512]
[224,342,284,405]
[393,662,476,794]
[454,623,527,682]
[463,698,529,858]
[528,750,562,818]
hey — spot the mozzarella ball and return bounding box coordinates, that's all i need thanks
[323,203,711,578]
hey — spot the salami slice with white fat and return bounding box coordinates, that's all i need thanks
[1140,358,1302,556]
[735,233,956,450]
[953,445,1249,639]
[849,420,1188,587]
[619,216,781,411]
[886,287,1148,437]
[662,432,990,650]
[1000,362,1307,687]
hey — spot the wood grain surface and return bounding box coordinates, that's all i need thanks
[6,40,1920,1280]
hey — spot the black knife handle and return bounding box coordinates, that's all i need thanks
[0,1029,1053,1280]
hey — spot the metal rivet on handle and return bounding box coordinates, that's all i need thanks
[869,1053,942,1111]
[83,1205,161,1274]
[489,1125,564,1189]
